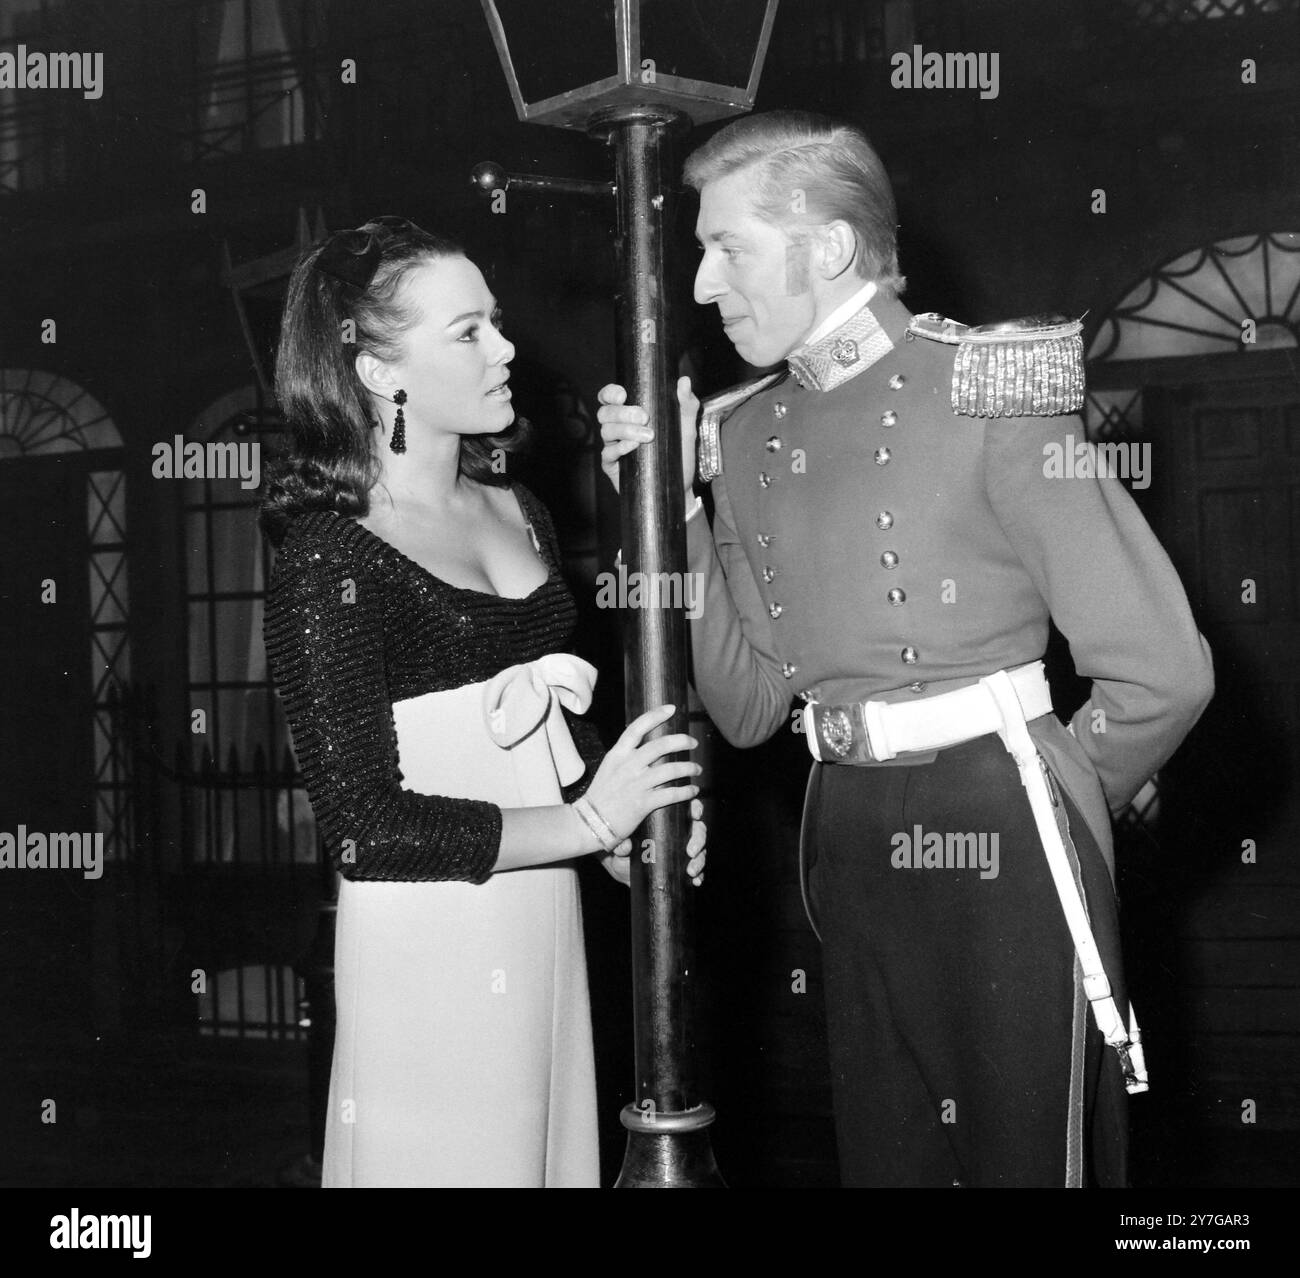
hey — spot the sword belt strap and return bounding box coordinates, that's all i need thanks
[803,661,1149,1095]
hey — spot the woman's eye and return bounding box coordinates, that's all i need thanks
[458,326,478,342]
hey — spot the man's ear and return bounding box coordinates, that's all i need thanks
[354,350,393,400]
[816,220,859,282]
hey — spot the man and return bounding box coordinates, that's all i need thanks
[598,111,1213,1187]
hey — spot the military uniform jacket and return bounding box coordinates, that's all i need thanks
[685,290,1214,871]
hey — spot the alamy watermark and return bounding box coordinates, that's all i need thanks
[50,1210,150,1258]
[1043,433,1150,489]
[891,824,1000,879]
[890,45,999,100]
[0,46,103,100]
[152,435,261,490]
[595,567,703,620]
[0,828,103,880]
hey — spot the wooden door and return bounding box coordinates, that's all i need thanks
[0,455,96,1035]
[1130,375,1300,1179]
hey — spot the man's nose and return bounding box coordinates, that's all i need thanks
[694,255,724,306]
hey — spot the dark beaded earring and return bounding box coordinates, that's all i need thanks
[390,389,407,454]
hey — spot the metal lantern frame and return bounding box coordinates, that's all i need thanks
[479,0,780,1188]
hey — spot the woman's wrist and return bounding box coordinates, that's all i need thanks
[571,794,622,854]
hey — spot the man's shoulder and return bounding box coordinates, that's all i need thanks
[698,371,787,482]
[905,311,1086,419]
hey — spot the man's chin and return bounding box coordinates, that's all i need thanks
[727,338,787,371]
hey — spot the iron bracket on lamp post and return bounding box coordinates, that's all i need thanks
[479,0,779,1188]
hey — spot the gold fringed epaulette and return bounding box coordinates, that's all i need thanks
[697,371,784,482]
[906,313,1085,417]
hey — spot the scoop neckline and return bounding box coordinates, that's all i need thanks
[345,485,558,603]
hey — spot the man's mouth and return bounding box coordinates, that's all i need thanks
[720,315,747,329]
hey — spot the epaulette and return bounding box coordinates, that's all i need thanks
[906,313,1085,418]
[697,372,784,482]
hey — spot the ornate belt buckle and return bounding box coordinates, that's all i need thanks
[819,707,854,759]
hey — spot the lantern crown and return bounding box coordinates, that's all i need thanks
[481,0,779,130]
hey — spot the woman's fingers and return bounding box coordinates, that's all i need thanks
[636,731,698,762]
[647,761,702,788]
[597,382,629,406]
[620,703,678,743]
[643,781,700,811]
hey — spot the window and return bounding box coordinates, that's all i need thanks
[0,368,130,857]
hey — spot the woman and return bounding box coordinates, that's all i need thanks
[261,217,705,1188]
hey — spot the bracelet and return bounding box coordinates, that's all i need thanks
[572,795,621,853]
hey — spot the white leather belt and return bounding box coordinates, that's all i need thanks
[803,661,1051,764]
[803,660,1149,1096]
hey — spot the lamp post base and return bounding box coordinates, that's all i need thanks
[613,1103,726,1188]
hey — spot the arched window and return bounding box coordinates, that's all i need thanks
[183,385,311,1040]
[1085,231,1300,441]
[0,368,130,857]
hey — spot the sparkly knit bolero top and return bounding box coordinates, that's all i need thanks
[263,484,597,885]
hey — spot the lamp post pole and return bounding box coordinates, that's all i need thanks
[588,105,723,1187]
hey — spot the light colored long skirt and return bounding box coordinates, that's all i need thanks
[322,670,600,1187]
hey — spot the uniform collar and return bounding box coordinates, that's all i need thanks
[786,285,913,393]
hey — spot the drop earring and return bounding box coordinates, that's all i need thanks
[390,389,407,454]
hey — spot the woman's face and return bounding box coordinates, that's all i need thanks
[379,254,516,441]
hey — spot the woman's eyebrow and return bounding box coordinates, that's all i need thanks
[445,298,500,327]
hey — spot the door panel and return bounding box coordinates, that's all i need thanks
[0,457,96,1035]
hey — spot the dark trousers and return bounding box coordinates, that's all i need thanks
[804,733,1129,1187]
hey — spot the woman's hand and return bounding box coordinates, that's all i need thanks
[582,704,700,845]
[601,797,707,887]
[597,376,699,496]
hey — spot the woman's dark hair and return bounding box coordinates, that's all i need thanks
[260,217,528,544]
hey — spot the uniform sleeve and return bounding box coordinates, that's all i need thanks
[686,470,794,747]
[264,538,502,882]
[984,414,1214,811]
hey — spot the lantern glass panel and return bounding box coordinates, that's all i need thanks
[639,0,769,87]
[493,0,618,103]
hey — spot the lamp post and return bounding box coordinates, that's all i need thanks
[480,0,779,1188]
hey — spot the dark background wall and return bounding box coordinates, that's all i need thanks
[0,0,1297,1190]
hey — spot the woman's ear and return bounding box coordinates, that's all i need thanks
[817,220,859,282]
[354,350,393,400]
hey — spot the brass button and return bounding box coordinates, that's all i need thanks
[773,402,788,418]
[901,646,919,665]
[765,436,782,452]
[759,471,772,488]
[880,410,898,428]
[781,662,798,679]
[768,602,783,619]
[762,565,776,583]
[888,373,906,390]
[757,533,773,548]
[874,447,891,466]
[887,587,906,605]
[881,551,899,569]
[908,681,927,693]
[875,511,894,530]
